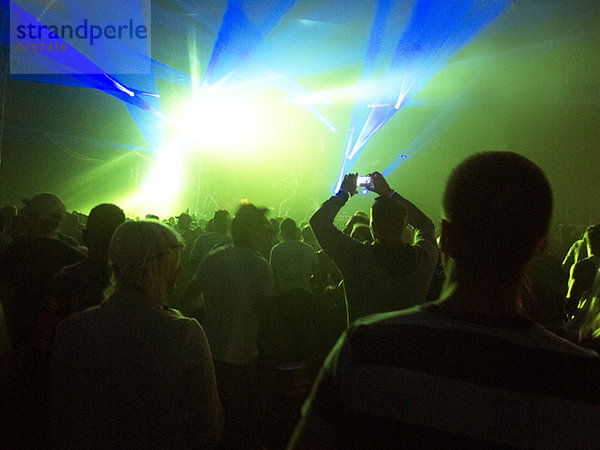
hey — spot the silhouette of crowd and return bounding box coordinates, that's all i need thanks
[0,152,599,449]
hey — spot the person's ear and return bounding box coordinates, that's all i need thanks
[534,232,549,258]
[440,219,455,257]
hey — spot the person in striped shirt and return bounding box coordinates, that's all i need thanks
[290,152,600,449]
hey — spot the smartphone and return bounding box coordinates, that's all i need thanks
[356,176,373,188]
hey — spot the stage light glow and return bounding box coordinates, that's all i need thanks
[285,82,379,106]
[122,77,330,217]
[169,88,288,157]
[119,145,184,218]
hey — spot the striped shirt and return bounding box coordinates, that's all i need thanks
[298,303,600,449]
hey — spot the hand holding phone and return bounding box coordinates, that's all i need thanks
[356,176,374,190]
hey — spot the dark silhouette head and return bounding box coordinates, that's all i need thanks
[213,210,231,234]
[344,212,369,235]
[177,212,193,230]
[442,152,552,279]
[351,223,374,243]
[60,212,81,236]
[20,193,66,237]
[370,197,408,244]
[83,203,126,259]
[231,204,271,251]
[280,218,300,240]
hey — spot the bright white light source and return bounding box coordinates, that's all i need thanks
[170,89,277,156]
[119,144,184,218]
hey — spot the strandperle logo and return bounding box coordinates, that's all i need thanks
[10,0,151,75]
[15,18,148,46]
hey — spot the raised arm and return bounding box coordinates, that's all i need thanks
[309,174,364,270]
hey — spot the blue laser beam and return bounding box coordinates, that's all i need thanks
[203,0,297,86]
[335,0,512,193]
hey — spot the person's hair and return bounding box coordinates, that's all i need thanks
[370,197,408,239]
[280,218,299,240]
[351,223,373,243]
[205,218,214,233]
[177,212,192,229]
[85,203,126,250]
[344,212,369,234]
[60,212,81,232]
[443,152,552,277]
[212,210,230,234]
[109,220,183,305]
[584,224,600,255]
[21,193,66,234]
[231,204,269,247]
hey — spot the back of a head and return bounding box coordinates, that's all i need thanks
[212,210,231,234]
[85,203,126,249]
[21,193,66,235]
[345,212,369,232]
[231,204,269,247]
[370,197,408,240]
[351,223,374,243]
[177,212,192,229]
[280,218,300,240]
[205,218,214,233]
[109,220,183,305]
[61,213,80,230]
[443,152,552,276]
[584,224,600,255]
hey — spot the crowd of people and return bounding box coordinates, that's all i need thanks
[0,151,599,448]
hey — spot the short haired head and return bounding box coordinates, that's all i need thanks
[84,203,126,251]
[109,220,183,305]
[344,212,369,235]
[370,197,408,241]
[442,152,552,277]
[20,193,66,233]
[584,224,600,255]
[212,210,231,234]
[280,218,300,240]
[351,223,373,243]
[231,204,270,248]
[177,212,193,229]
